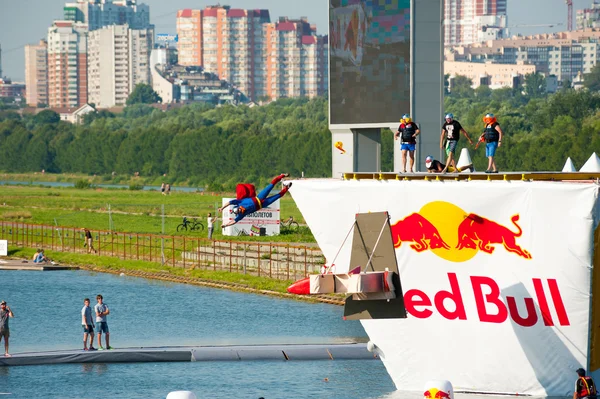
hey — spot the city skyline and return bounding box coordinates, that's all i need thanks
[0,0,589,80]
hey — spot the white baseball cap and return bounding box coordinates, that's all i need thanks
[425,155,434,168]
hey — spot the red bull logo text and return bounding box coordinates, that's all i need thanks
[390,201,532,262]
[404,273,570,327]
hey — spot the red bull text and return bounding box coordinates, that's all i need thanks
[404,273,570,327]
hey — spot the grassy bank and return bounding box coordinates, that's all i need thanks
[0,183,316,243]
[7,247,341,305]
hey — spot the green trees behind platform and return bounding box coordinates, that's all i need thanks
[2,84,600,183]
[0,98,331,187]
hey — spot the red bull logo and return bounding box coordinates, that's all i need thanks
[391,201,532,262]
[424,388,451,399]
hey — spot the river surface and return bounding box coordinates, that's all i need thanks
[0,180,202,192]
[0,270,397,398]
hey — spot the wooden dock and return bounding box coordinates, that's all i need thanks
[0,260,78,271]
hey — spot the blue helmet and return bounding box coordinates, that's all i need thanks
[445,113,454,120]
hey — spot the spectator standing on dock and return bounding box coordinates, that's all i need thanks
[82,228,97,254]
[0,300,14,357]
[95,295,111,350]
[207,213,216,240]
[165,183,171,195]
[82,298,96,351]
[160,183,166,195]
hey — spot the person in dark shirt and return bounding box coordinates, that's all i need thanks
[574,368,597,399]
[425,155,474,173]
[0,300,14,357]
[394,114,420,173]
[440,113,473,173]
[479,113,503,173]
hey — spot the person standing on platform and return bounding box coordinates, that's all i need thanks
[479,113,503,173]
[95,295,111,350]
[440,113,473,173]
[0,300,14,357]
[394,114,420,173]
[82,298,96,351]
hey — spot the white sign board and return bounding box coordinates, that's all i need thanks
[221,198,280,237]
[0,240,7,256]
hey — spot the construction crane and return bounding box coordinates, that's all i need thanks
[507,23,563,28]
[566,0,573,31]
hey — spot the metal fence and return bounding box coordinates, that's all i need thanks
[0,221,324,281]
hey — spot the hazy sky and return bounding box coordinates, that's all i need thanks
[0,0,588,80]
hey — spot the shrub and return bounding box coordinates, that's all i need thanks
[74,180,92,189]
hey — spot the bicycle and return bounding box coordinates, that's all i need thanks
[280,216,299,229]
[176,217,204,232]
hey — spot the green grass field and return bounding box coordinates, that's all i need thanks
[0,183,316,243]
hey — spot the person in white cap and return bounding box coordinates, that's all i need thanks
[440,113,473,174]
[425,155,473,173]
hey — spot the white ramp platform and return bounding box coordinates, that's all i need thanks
[0,343,376,367]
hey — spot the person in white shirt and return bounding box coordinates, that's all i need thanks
[207,213,217,240]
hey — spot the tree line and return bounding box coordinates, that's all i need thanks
[2,75,600,185]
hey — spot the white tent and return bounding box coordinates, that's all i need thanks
[456,148,474,171]
[562,157,576,172]
[580,153,600,172]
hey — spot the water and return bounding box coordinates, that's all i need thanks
[0,270,397,398]
[0,180,203,192]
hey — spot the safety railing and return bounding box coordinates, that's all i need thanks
[0,221,324,281]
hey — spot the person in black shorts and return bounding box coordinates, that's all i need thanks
[425,155,473,173]
[440,113,473,173]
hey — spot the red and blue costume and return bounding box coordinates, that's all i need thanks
[221,174,291,226]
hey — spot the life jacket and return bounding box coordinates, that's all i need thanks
[484,122,500,143]
[236,183,256,200]
[579,377,597,398]
[402,123,417,142]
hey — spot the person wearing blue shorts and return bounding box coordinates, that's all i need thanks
[479,113,503,173]
[394,114,420,173]
[94,294,111,350]
[81,298,96,351]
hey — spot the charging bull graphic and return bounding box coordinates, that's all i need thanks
[456,213,532,259]
[391,213,450,252]
[390,202,532,261]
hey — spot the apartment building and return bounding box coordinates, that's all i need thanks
[447,30,600,83]
[63,0,151,31]
[264,18,328,99]
[445,60,536,88]
[445,0,507,45]
[24,40,49,106]
[176,6,327,101]
[88,24,153,107]
[577,1,600,30]
[47,21,88,108]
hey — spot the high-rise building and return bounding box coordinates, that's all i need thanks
[63,0,151,31]
[88,24,154,107]
[176,6,327,101]
[24,40,49,107]
[47,21,88,108]
[577,1,600,30]
[445,0,507,45]
[264,18,328,99]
